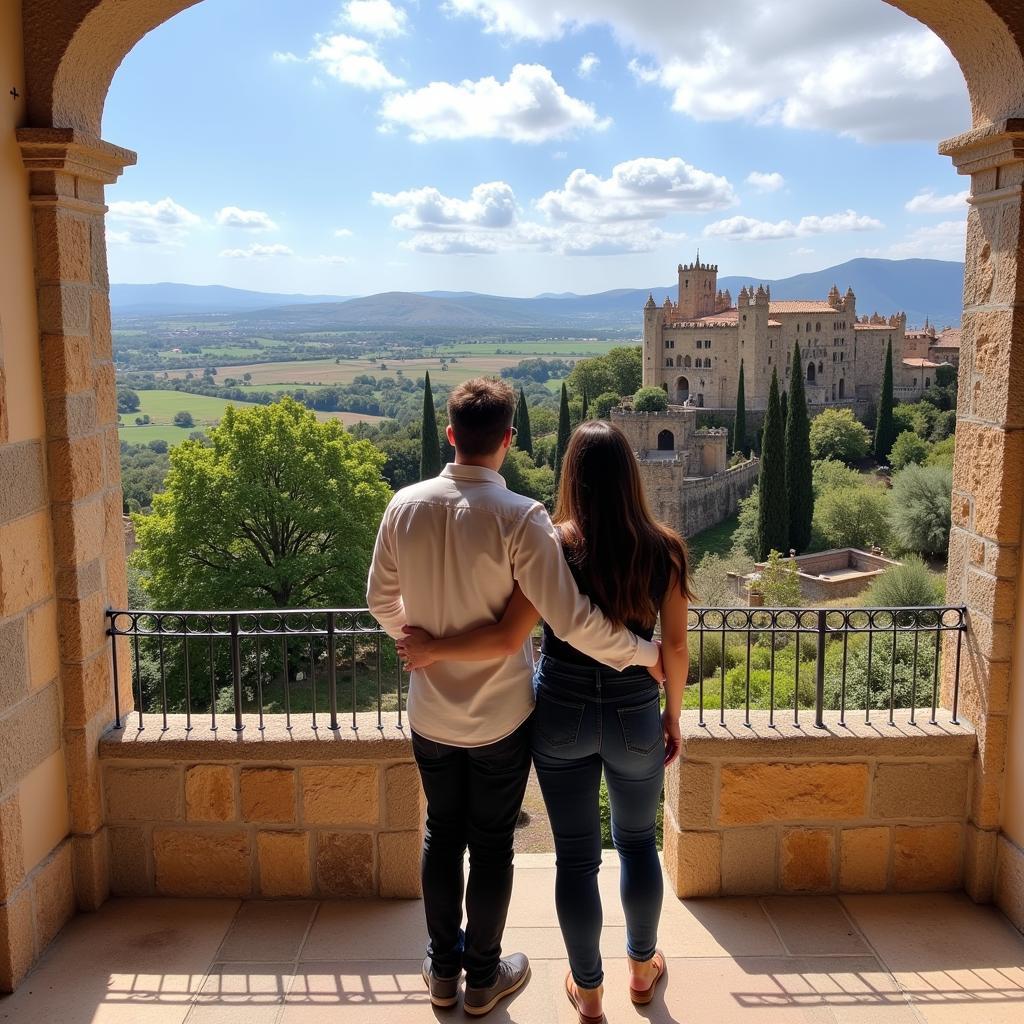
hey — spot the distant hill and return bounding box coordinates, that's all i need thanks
[110,283,353,315]
[112,258,965,328]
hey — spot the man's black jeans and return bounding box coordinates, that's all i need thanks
[412,717,532,989]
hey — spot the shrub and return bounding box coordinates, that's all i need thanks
[750,550,802,607]
[930,409,957,442]
[815,485,891,550]
[731,486,760,559]
[633,386,669,413]
[690,552,751,607]
[812,459,862,497]
[593,391,620,418]
[890,430,931,470]
[809,408,871,464]
[826,631,941,712]
[173,410,195,428]
[889,464,952,556]
[926,435,956,468]
[864,555,944,607]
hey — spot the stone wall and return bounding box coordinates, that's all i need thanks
[99,716,423,900]
[663,710,977,898]
[640,458,758,538]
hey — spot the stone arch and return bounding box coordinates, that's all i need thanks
[657,429,674,451]
[674,376,690,403]
[684,354,692,368]
[839,377,846,398]
[807,362,816,383]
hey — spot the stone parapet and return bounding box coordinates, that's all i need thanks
[663,709,977,899]
[99,715,423,900]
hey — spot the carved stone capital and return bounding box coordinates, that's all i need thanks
[940,119,1024,176]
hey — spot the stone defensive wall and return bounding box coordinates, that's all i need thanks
[639,457,759,537]
[662,710,978,898]
[98,716,422,900]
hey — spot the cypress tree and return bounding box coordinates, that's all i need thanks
[755,368,789,562]
[874,339,897,462]
[581,389,589,422]
[733,360,747,455]
[785,342,814,553]
[554,382,571,487]
[419,371,441,480]
[780,389,789,433]
[515,387,533,456]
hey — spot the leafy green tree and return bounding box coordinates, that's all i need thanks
[566,346,642,399]
[812,459,862,497]
[890,431,931,471]
[874,338,897,461]
[755,369,788,561]
[419,371,441,480]
[117,388,141,414]
[926,436,956,468]
[752,549,802,607]
[594,391,620,419]
[554,383,571,488]
[733,360,747,455]
[785,342,814,553]
[888,465,952,556]
[512,387,533,457]
[732,486,760,559]
[633,386,669,413]
[815,485,891,550]
[173,410,194,428]
[809,408,871,464]
[863,555,944,607]
[374,434,420,491]
[133,397,392,609]
[581,389,589,421]
[500,448,555,508]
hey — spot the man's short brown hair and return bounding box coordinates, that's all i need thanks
[447,378,516,457]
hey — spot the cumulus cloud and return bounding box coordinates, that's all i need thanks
[905,189,969,213]
[746,171,785,193]
[537,157,736,223]
[578,53,600,78]
[373,181,518,230]
[333,228,355,237]
[277,33,404,90]
[345,0,407,36]
[874,219,966,259]
[220,243,294,259]
[444,0,969,143]
[315,254,356,264]
[107,197,201,246]
[703,210,883,241]
[215,206,278,231]
[378,63,610,142]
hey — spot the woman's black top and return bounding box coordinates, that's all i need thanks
[540,537,670,668]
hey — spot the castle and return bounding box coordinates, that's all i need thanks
[640,254,959,411]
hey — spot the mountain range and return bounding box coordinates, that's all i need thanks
[111,258,965,328]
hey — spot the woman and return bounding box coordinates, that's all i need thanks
[398,420,691,1023]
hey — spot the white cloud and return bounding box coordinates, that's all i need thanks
[746,171,785,193]
[107,197,201,246]
[285,33,404,90]
[578,53,600,78]
[315,254,356,264]
[378,63,610,142]
[215,206,278,231]
[905,189,969,213]
[444,0,969,143]
[333,228,355,237]
[537,157,736,223]
[792,247,815,255]
[219,243,294,259]
[344,0,407,36]
[703,209,883,241]
[373,181,518,230]
[874,219,966,259]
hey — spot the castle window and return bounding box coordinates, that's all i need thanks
[665,359,673,368]
[695,340,701,350]
[807,363,816,383]
[816,322,821,332]
[806,322,812,332]
[839,378,845,399]
[818,361,824,374]
[684,355,692,368]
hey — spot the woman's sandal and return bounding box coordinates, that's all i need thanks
[565,971,604,1024]
[628,949,666,1006]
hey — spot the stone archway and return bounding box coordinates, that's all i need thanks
[657,429,674,451]
[674,376,690,403]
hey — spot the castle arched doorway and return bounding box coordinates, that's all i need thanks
[674,376,690,403]
[657,429,674,451]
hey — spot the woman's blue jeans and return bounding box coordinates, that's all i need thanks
[532,654,665,989]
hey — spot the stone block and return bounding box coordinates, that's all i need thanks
[667,759,715,828]
[964,823,997,902]
[36,283,90,335]
[951,421,1024,544]
[153,828,251,897]
[0,617,28,712]
[91,291,113,361]
[62,651,111,730]
[44,392,98,440]
[718,762,868,825]
[302,765,379,826]
[0,888,34,993]
[25,600,59,691]
[893,824,963,892]
[871,762,970,819]
[47,435,104,503]
[0,442,45,523]
[378,831,422,898]
[663,819,721,898]
[994,835,1024,933]
[57,590,108,663]
[51,497,105,568]
[0,793,25,901]
[240,767,296,823]
[0,512,54,617]
[0,684,62,794]
[257,830,311,897]
[33,207,92,282]
[781,828,834,893]
[108,825,151,895]
[94,363,117,425]
[65,722,105,834]
[316,831,374,897]
[384,763,422,829]
[40,333,92,396]
[185,765,236,822]
[72,828,109,911]
[32,842,75,953]
[839,826,890,893]
[104,766,181,823]
[721,827,777,895]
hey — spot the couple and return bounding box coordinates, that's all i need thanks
[367,377,691,1021]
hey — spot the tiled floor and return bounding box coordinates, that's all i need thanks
[3,855,1024,1023]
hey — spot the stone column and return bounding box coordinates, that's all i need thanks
[17,128,136,911]
[939,121,1024,901]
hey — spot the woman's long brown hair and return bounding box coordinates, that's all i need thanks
[554,420,693,628]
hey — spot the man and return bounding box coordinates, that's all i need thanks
[367,378,661,1016]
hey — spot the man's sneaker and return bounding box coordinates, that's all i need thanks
[422,957,460,1008]
[463,953,531,1016]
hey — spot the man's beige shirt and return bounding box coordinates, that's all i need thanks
[367,463,658,747]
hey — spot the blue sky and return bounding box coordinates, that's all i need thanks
[103,0,972,297]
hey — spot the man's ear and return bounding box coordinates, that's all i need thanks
[446,424,456,446]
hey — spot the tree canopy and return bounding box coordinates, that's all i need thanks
[420,371,441,480]
[733,361,747,455]
[755,369,789,561]
[633,386,669,413]
[809,408,871,464]
[874,339,897,461]
[566,345,642,399]
[514,387,534,456]
[554,382,571,488]
[133,397,392,610]
[785,342,814,553]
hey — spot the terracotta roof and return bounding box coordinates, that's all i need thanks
[932,328,961,348]
[768,301,837,314]
[902,358,942,368]
[854,323,893,331]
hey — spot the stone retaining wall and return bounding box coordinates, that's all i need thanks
[663,709,978,898]
[98,715,423,900]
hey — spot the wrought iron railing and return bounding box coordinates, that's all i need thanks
[107,604,966,734]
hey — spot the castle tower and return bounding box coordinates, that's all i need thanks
[677,251,719,319]
[642,293,661,388]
